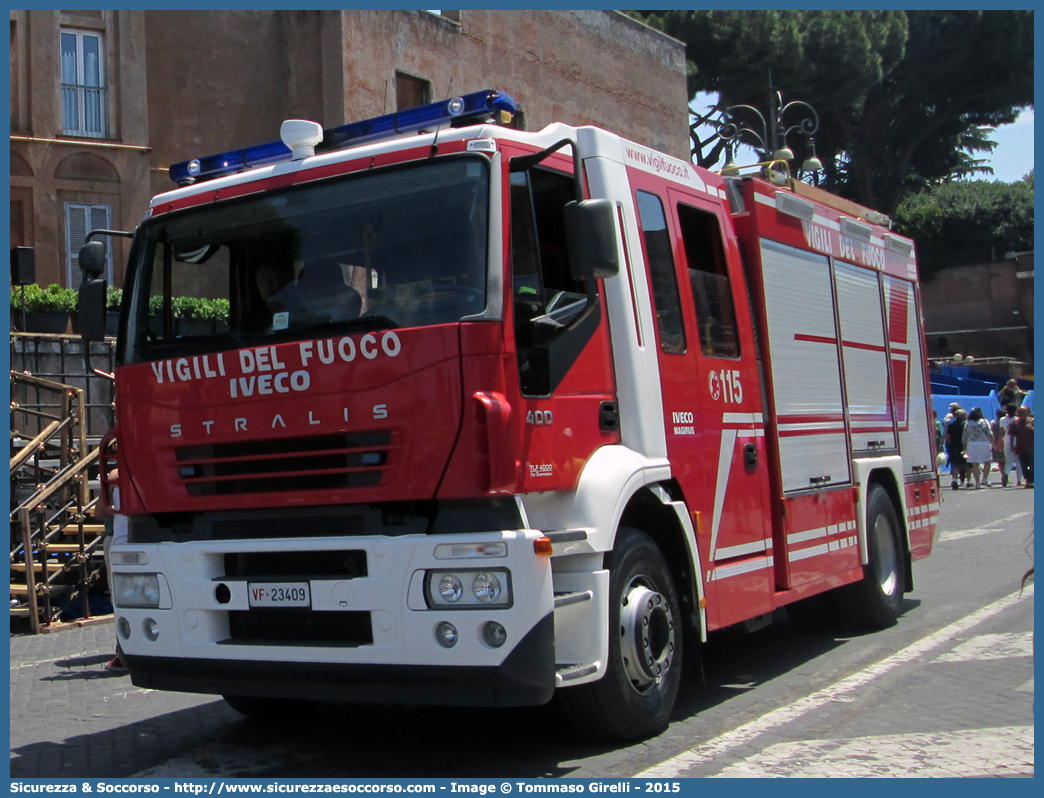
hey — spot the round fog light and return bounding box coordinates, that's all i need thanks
[435,621,458,648]
[482,621,507,648]
[117,616,131,640]
[142,618,160,642]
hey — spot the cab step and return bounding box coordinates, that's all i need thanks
[556,663,598,682]
[553,590,593,609]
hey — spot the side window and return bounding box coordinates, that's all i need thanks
[678,203,740,359]
[636,190,685,354]
[510,168,585,396]
[60,29,105,138]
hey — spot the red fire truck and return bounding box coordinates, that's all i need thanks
[83,89,939,740]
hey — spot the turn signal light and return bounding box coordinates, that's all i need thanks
[534,536,553,556]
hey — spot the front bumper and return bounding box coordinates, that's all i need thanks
[112,527,557,706]
[127,612,555,707]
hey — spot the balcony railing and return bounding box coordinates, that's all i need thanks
[61,83,107,139]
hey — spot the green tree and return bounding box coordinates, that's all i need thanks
[636,10,1033,215]
[893,176,1034,281]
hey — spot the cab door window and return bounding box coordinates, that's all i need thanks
[678,203,740,359]
[510,168,586,396]
[635,190,686,355]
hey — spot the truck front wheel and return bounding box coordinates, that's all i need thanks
[560,527,683,740]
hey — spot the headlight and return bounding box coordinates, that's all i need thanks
[113,574,161,608]
[426,569,512,608]
[438,574,464,603]
[472,572,502,603]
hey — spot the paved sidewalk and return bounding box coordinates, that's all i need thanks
[9,619,236,778]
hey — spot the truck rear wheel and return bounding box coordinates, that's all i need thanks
[560,527,683,740]
[840,484,905,629]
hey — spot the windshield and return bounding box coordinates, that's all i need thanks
[125,157,490,358]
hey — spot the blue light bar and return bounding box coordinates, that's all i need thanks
[169,89,518,186]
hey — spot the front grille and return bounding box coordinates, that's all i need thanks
[226,610,373,647]
[211,514,365,540]
[224,550,367,579]
[176,431,392,497]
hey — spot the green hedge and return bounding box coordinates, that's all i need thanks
[11,284,230,323]
[9,284,78,313]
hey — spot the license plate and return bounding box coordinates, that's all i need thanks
[248,582,311,608]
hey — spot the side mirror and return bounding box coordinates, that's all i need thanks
[564,199,620,281]
[78,278,108,342]
[79,240,106,278]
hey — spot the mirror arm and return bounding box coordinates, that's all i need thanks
[86,228,133,241]
[509,138,584,201]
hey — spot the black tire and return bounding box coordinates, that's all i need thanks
[222,694,318,722]
[560,527,683,740]
[839,484,906,629]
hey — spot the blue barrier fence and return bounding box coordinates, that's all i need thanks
[930,390,1033,425]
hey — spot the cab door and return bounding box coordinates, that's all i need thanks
[632,175,774,630]
[505,153,619,494]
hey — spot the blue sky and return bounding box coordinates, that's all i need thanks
[987,108,1034,183]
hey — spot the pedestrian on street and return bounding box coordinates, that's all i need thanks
[933,410,945,457]
[1008,406,1034,489]
[998,378,1026,409]
[999,404,1024,487]
[946,408,969,489]
[962,407,993,489]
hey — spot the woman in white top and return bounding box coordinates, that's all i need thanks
[963,407,994,489]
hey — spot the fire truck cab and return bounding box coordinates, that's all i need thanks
[90,90,938,740]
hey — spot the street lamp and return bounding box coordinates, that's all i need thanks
[716,84,822,178]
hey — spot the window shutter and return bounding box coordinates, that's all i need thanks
[90,205,112,281]
[66,204,88,290]
[66,203,111,289]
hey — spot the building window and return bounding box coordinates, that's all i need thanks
[66,202,112,288]
[395,72,430,112]
[60,29,106,138]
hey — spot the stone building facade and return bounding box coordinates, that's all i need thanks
[10,9,688,290]
[921,257,1034,369]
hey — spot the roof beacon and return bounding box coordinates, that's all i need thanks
[169,89,518,186]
